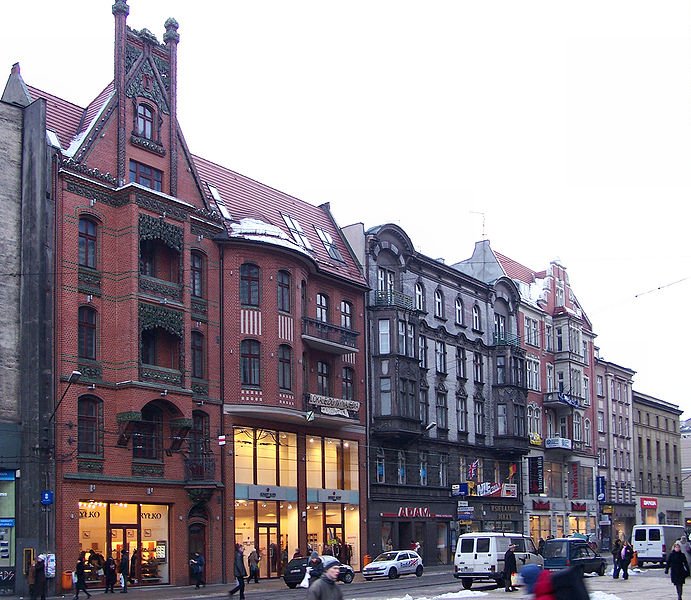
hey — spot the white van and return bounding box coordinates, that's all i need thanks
[453,532,543,589]
[632,525,686,566]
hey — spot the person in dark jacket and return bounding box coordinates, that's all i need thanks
[308,551,324,586]
[619,541,634,580]
[190,552,205,588]
[611,539,622,579]
[129,549,138,585]
[504,544,518,592]
[119,549,129,593]
[306,557,343,600]
[666,541,691,600]
[34,555,47,600]
[537,538,545,556]
[74,552,92,599]
[104,554,117,593]
[228,544,247,599]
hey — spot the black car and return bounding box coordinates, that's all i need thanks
[543,538,606,576]
[283,556,355,588]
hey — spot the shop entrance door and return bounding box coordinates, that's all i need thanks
[109,527,139,585]
[257,525,279,579]
[325,524,344,562]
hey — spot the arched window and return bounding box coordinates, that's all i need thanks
[78,306,97,360]
[535,407,542,435]
[191,252,204,298]
[342,367,354,401]
[574,413,582,441]
[584,418,592,447]
[137,103,154,140]
[527,405,535,432]
[79,218,98,268]
[316,293,329,322]
[455,298,464,325]
[240,339,261,386]
[277,270,291,313]
[278,345,292,390]
[240,263,260,306]
[415,283,424,311]
[340,300,353,329]
[434,290,444,318]
[78,396,102,456]
[133,404,163,460]
[472,305,482,330]
[191,331,205,379]
[190,410,210,457]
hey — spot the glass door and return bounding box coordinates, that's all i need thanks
[257,525,279,579]
[109,527,139,586]
[325,524,344,561]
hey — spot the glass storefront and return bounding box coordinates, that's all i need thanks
[78,502,169,586]
[530,515,551,542]
[234,427,361,574]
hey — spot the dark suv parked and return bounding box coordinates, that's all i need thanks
[543,538,606,576]
[282,556,355,588]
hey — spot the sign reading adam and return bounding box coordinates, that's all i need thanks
[307,394,360,419]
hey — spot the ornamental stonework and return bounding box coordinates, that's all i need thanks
[138,213,184,251]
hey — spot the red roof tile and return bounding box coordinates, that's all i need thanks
[193,154,366,286]
[494,251,537,284]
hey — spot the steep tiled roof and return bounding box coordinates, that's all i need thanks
[494,250,537,284]
[194,155,366,286]
[26,81,114,152]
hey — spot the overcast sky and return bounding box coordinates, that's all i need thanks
[3,1,690,415]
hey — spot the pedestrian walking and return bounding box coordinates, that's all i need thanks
[32,555,47,600]
[611,539,622,579]
[119,549,129,593]
[619,540,634,580]
[129,549,138,585]
[293,548,301,559]
[228,544,247,600]
[307,551,323,586]
[537,538,545,556]
[667,542,691,600]
[27,556,37,600]
[306,557,343,600]
[104,554,117,593]
[504,543,518,592]
[247,548,260,584]
[74,552,92,599]
[679,536,691,568]
[190,552,205,588]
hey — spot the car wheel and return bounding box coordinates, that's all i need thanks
[597,563,605,576]
[286,582,297,589]
[461,577,473,590]
[343,572,354,584]
[388,567,398,579]
[365,577,373,581]
[415,565,423,577]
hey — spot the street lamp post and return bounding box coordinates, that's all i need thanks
[48,370,82,423]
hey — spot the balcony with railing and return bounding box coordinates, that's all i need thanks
[493,332,521,347]
[302,318,359,355]
[184,456,216,481]
[372,290,414,310]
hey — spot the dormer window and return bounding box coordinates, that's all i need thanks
[137,104,154,140]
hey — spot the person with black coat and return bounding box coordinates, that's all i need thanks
[228,544,247,599]
[503,544,518,592]
[32,555,47,600]
[306,557,343,600]
[74,552,92,599]
[666,541,691,600]
[308,551,324,586]
[104,554,117,593]
[619,541,634,580]
[119,549,129,593]
[611,539,622,579]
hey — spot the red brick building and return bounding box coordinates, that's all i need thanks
[5,0,367,589]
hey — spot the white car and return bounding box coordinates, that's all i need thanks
[363,550,424,580]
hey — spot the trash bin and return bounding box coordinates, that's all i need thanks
[363,554,371,566]
[62,571,74,591]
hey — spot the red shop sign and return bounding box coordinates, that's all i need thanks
[640,497,658,509]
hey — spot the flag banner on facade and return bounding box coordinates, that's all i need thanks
[467,459,479,480]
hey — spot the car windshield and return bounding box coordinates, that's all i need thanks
[542,542,567,559]
[373,552,398,562]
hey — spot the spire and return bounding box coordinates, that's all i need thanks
[164,17,179,197]
[113,0,129,184]
[2,62,33,107]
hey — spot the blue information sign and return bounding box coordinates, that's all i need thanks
[40,490,54,506]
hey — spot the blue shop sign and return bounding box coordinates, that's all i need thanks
[0,471,15,481]
[0,519,15,527]
[41,491,54,506]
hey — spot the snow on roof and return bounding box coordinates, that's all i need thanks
[228,217,311,256]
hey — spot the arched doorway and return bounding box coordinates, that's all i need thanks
[188,505,208,584]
